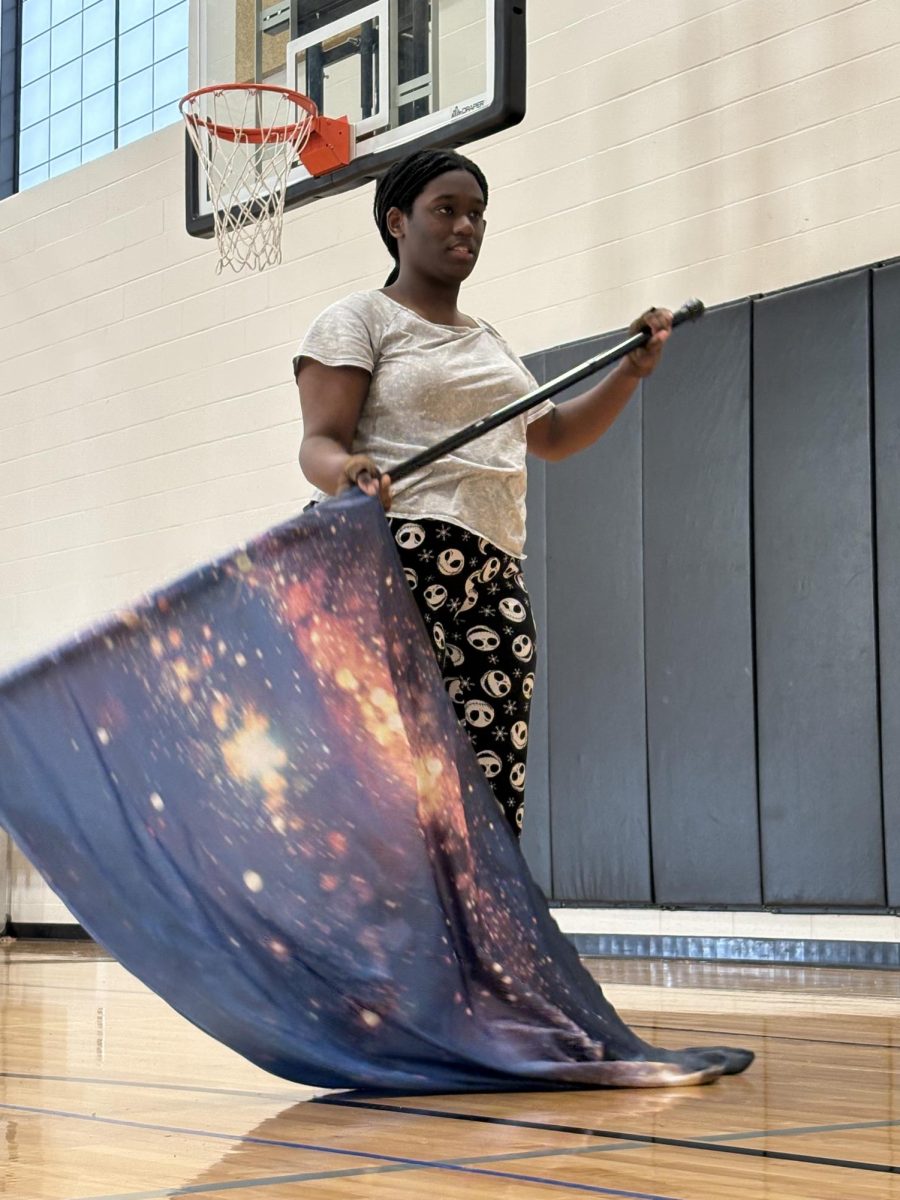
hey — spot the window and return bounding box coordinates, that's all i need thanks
[17,0,189,189]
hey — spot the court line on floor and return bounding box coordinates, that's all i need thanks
[5,1064,898,1140]
[0,1102,684,1200]
[0,1070,300,1102]
[80,1162,677,1200]
[319,1098,900,1175]
[9,1087,897,1196]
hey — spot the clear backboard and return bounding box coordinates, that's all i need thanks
[185,0,526,238]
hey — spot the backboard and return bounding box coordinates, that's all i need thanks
[185,0,526,238]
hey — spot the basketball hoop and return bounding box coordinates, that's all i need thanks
[180,83,352,274]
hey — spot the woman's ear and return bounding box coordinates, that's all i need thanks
[386,206,406,241]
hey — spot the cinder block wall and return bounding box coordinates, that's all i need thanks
[2,0,898,921]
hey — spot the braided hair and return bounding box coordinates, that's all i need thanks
[373,149,489,286]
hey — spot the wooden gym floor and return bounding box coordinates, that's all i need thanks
[2,940,898,1198]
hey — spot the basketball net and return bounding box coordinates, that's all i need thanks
[180,85,316,274]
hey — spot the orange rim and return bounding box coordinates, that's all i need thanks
[179,83,318,145]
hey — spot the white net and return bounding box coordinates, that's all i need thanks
[181,86,316,274]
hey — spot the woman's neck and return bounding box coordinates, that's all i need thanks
[382,276,470,327]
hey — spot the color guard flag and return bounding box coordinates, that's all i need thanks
[0,490,750,1091]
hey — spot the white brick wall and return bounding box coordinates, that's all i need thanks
[2,0,898,920]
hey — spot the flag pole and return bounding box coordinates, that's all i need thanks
[388,299,705,484]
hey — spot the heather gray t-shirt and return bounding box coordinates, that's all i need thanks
[296,290,553,558]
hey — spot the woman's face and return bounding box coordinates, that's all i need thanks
[389,169,487,283]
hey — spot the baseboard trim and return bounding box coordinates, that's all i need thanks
[5,921,897,968]
[568,932,900,969]
[4,922,90,940]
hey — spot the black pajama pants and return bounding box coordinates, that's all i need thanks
[388,516,536,837]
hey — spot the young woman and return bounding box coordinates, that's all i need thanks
[295,149,672,837]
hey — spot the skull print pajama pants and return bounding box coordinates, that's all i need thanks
[387,516,536,836]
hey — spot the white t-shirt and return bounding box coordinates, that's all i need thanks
[295,290,553,558]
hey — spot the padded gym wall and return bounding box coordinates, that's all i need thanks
[873,263,900,907]
[532,268,893,909]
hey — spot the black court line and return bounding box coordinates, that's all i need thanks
[318,1098,900,1175]
[81,1160,678,1200]
[73,1165,436,1200]
[0,1070,301,1102]
[0,1103,683,1200]
[2,1100,689,1200]
[7,1065,899,1158]
[631,1022,900,1050]
[78,1147,679,1200]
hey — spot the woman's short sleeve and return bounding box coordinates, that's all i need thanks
[292,294,378,379]
[478,321,555,425]
[526,398,556,424]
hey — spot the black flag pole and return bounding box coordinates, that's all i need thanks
[388,298,705,485]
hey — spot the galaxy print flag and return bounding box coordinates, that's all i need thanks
[0,490,751,1092]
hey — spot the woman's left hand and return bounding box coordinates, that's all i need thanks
[623,307,673,378]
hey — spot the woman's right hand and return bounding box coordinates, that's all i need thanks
[339,454,393,510]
